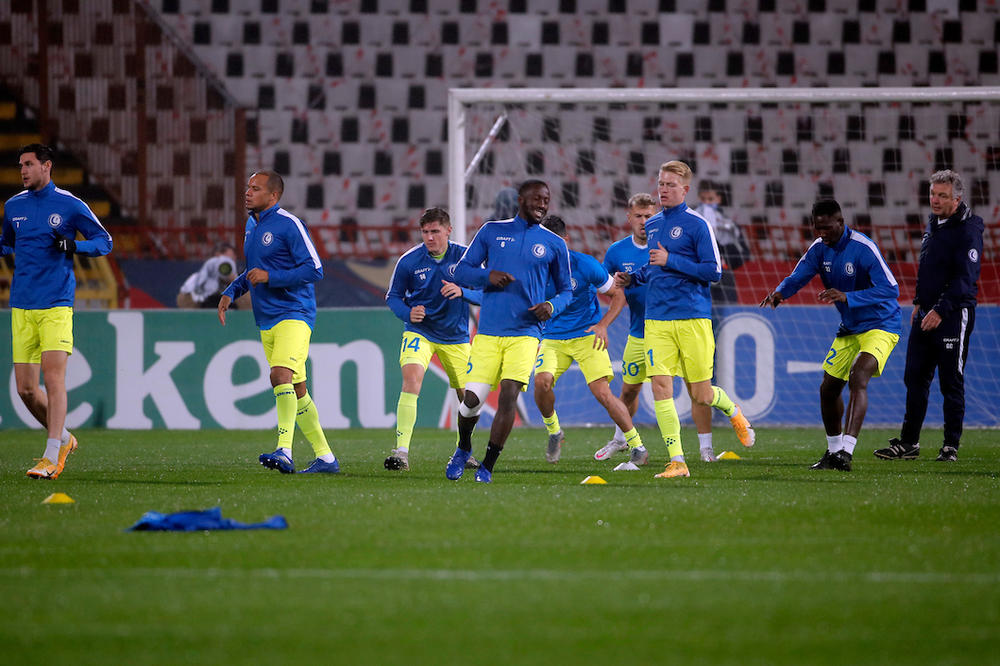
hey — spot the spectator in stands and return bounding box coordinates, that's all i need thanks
[1,143,113,480]
[875,170,984,463]
[694,180,751,304]
[486,187,519,222]
[762,199,901,472]
[177,243,238,309]
[218,170,339,474]
[383,207,482,472]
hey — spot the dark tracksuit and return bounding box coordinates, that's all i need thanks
[899,202,984,449]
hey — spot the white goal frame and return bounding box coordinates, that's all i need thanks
[448,86,1000,245]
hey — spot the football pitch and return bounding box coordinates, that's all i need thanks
[2,426,999,665]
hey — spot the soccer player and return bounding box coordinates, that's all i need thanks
[384,207,482,471]
[875,170,983,462]
[597,193,732,464]
[532,214,646,465]
[218,170,338,474]
[615,161,755,479]
[761,199,902,471]
[447,179,573,483]
[0,143,112,479]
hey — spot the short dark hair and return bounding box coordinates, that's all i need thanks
[213,242,236,255]
[812,199,842,218]
[697,179,716,194]
[419,207,450,227]
[541,214,566,237]
[518,179,549,196]
[19,143,54,164]
[252,169,284,197]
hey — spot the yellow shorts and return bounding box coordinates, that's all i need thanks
[644,318,715,383]
[620,334,648,385]
[400,331,470,389]
[260,319,312,384]
[466,334,539,390]
[535,335,614,385]
[823,329,899,381]
[11,307,74,364]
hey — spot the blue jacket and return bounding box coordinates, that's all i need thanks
[636,202,721,321]
[0,181,113,309]
[915,202,983,319]
[544,249,613,340]
[223,205,323,330]
[777,227,902,336]
[453,215,572,338]
[603,235,648,338]
[386,241,482,345]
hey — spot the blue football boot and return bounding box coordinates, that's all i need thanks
[474,466,492,484]
[298,458,340,474]
[446,447,471,480]
[259,449,295,473]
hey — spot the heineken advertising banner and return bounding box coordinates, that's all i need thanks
[1,307,997,429]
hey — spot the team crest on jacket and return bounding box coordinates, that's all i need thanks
[532,243,546,257]
[262,231,274,246]
[969,249,979,263]
[844,262,855,276]
[570,277,578,290]
[670,226,682,239]
[47,213,62,228]
[447,263,457,277]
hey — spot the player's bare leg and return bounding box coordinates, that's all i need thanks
[596,382,641,461]
[22,352,77,479]
[589,378,646,465]
[815,373,851,471]
[534,371,564,463]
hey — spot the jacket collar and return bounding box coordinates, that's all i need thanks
[661,201,689,217]
[250,203,281,224]
[27,181,56,198]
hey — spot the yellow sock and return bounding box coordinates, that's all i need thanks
[395,392,418,450]
[654,398,684,461]
[623,427,643,449]
[274,384,296,450]
[296,393,333,459]
[711,386,737,418]
[542,411,561,435]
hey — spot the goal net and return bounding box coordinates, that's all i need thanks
[450,87,1000,430]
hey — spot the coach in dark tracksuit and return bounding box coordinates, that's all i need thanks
[876,170,984,462]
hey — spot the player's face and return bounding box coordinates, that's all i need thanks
[245,174,277,213]
[518,184,550,224]
[19,152,51,191]
[626,204,657,242]
[813,213,845,247]
[657,171,689,209]
[929,182,959,218]
[699,189,720,205]
[420,220,451,255]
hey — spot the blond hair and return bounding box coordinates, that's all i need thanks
[627,192,656,209]
[659,160,693,184]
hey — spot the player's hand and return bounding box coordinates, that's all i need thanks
[760,291,784,308]
[217,294,232,326]
[649,242,668,266]
[818,288,846,304]
[586,323,608,350]
[440,280,462,299]
[613,271,632,289]
[410,305,426,323]
[489,270,515,288]
[921,308,942,331]
[54,235,76,256]
[530,301,554,321]
[247,268,269,285]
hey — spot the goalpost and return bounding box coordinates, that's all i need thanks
[448,87,1000,429]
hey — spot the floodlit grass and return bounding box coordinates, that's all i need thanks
[2,426,998,665]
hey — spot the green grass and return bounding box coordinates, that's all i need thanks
[2,426,999,665]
